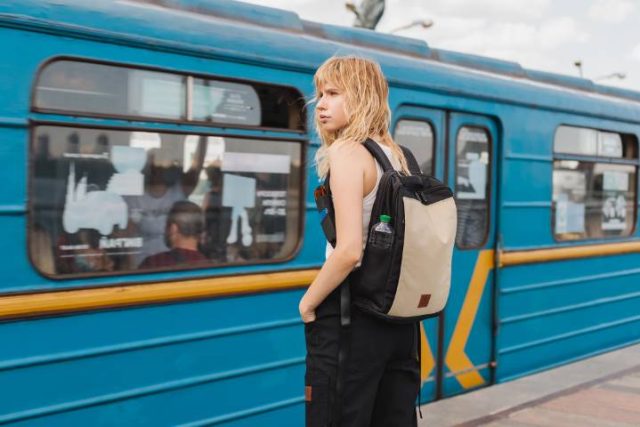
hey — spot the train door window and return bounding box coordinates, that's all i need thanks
[29,126,303,277]
[552,126,638,241]
[455,126,491,248]
[393,119,434,175]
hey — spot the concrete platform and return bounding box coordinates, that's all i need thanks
[419,343,640,426]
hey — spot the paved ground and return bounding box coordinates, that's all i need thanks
[419,343,640,427]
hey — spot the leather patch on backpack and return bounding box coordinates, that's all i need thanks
[418,294,431,308]
[305,386,312,401]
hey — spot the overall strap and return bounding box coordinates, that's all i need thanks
[323,171,351,425]
[332,280,351,426]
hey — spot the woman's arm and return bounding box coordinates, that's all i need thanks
[299,142,365,322]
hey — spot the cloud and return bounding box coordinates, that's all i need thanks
[588,0,636,23]
[408,0,551,20]
[428,17,587,55]
[631,44,640,62]
[538,17,589,48]
[240,0,640,92]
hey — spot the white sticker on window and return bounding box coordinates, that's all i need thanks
[223,173,256,246]
[63,162,129,235]
[456,152,487,200]
[555,194,585,234]
[602,195,627,231]
[603,171,629,192]
[221,152,290,174]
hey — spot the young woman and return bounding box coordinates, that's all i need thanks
[299,56,421,426]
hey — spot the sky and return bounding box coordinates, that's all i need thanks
[242,0,640,92]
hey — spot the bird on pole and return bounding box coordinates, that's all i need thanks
[346,0,385,30]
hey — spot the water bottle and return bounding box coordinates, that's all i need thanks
[368,214,394,249]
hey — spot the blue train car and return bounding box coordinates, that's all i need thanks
[1,1,639,425]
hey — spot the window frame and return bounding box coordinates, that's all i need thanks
[453,124,493,250]
[27,121,307,280]
[31,56,307,133]
[551,125,639,243]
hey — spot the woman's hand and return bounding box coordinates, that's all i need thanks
[299,296,317,324]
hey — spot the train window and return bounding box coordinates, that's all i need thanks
[29,126,302,277]
[554,126,636,159]
[554,126,598,156]
[393,119,434,176]
[191,78,304,129]
[34,60,305,130]
[455,126,491,248]
[192,79,261,126]
[552,127,638,241]
[35,61,186,120]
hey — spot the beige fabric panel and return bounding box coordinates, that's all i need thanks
[388,197,457,317]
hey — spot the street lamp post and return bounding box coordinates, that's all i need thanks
[574,60,583,78]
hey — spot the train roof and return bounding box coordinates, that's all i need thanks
[2,0,640,121]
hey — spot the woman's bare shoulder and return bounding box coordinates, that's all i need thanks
[328,139,369,165]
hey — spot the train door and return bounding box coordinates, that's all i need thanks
[392,105,445,403]
[442,112,499,398]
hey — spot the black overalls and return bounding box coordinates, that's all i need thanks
[304,283,421,426]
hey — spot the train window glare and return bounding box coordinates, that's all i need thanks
[555,126,637,159]
[30,126,302,276]
[35,61,186,120]
[34,60,305,130]
[455,126,490,248]
[597,132,623,157]
[193,79,261,126]
[554,126,598,156]
[552,127,638,241]
[393,120,434,176]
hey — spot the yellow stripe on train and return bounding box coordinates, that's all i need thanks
[445,250,494,388]
[0,269,318,320]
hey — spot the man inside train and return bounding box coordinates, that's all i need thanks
[139,200,207,268]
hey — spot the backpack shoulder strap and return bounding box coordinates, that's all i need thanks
[399,145,422,175]
[363,139,422,176]
[362,138,395,172]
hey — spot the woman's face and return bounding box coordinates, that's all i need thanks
[316,82,348,133]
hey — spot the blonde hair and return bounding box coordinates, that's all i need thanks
[312,55,409,179]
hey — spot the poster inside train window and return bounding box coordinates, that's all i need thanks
[455,127,489,200]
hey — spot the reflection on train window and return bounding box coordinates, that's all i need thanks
[552,127,638,241]
[30,126,302,276]
[34,60,305,130]
[393,119,434,176]
[35,61,186,119]
[193,79,261,126]
[455,126,490,248]
[554,126,636,159]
